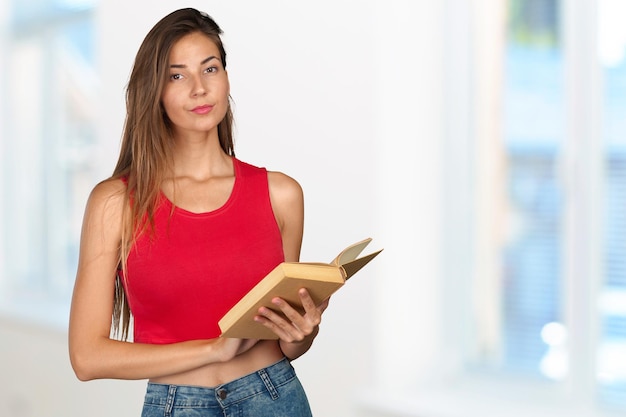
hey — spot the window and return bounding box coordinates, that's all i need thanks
[0,0,98,316]
[500,0,564,376]
[469,0,626,412]
[599,0,626,408]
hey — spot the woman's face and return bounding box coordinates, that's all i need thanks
[161,32,230,138]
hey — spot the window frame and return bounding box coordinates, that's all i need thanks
[446,0,612,413]
[359,0,622,415]
[0,2,97,326]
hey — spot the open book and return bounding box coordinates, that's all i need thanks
[218,238,383,339]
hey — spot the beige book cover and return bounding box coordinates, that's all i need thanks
[218,238,383,339]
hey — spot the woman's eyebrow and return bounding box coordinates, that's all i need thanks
[170,56,219,69]
[201,55,218,65]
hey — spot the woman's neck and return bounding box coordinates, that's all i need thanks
[169,131,232,181]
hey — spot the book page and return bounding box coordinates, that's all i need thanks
[331,238,372,266]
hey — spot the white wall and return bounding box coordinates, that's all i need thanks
[0,1,445,416]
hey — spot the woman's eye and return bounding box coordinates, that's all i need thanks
[205,66,218,74]
[170,73,183,81]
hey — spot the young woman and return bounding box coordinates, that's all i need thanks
[68,8,328,417]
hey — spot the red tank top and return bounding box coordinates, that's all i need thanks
[123,158,284,343]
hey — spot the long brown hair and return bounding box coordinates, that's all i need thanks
[111,8,235,340]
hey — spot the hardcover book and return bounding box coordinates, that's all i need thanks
[218,238,383,339]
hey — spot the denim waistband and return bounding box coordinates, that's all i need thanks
[143,357,296,408]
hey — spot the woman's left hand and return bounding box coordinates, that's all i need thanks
[254,288,329,343]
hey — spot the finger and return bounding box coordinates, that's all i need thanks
[259,303,299,337]
[255,306,304,342]
[256,305,287,325]
[273,296,320,335]
[271,297,306,323]
[297,288,318,313]
[296,289,325,324]
[298,288,330,314]
[272,296,320,336]
[296,290,323,329]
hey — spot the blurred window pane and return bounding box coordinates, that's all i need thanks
[484,0,626,410]
[501,0,565,378]
[1,0,98,305]
[599,0,626,409]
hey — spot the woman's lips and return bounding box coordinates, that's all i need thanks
[191,104,213,115]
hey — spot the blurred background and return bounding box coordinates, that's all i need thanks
[1,0,625,416]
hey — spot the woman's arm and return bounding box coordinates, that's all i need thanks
[265,171,328,360]
[267,171,305,263]
[68,179,252,381]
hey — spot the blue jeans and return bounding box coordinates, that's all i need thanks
[141,358,312,417]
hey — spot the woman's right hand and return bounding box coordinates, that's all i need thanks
[217,337,260,362]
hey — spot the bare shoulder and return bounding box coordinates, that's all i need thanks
[266,171,303,204]
[90,177,126,198]
[83,178,127,226]
[267,171,304,261]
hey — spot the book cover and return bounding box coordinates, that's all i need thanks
[219,238,382,339]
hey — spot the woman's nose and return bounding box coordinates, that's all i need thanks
[192,77,207,96]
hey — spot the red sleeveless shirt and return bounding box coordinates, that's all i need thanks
[123,159,284,343]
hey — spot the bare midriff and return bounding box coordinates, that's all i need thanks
[148,340,284,387]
